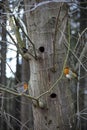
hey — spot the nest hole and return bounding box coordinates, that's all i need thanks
[50,93,57,98]
[39,46,45,53]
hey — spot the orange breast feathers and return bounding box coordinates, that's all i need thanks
[63,67,70,75]
[63,67,78,79]
[24,83,28,90]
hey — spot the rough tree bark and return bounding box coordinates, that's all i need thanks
[21,13,34,130]
[0,0,7,130]
[24,1,75,130]
[80,0,87,130]
[21,58,34,130]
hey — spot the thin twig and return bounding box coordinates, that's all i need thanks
[0,23,34,60]
[74,27,87,52]
[52,3,62,70]
[76,64,80,129]
[21,119,30,130]
[13,16,37,59]
[1,40,15,45]
[0,23,18,48]
[80,73,87,79]
[4,112,14,130]
[64,43,87,72]
[58,26,87,71]
[0,54,20,83]
[0,85,38,101]
[3,111,29,130]
[75,42,87,71]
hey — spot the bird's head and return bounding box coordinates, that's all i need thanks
[64,67,69,75]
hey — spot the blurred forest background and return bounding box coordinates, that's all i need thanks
[0,0,87,130]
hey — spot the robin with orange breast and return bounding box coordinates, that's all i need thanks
[64,67,78,80]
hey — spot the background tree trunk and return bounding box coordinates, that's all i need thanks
[21,13,34,130]
[21,58,34,130]
[80,0,87,130]
[0,0,7,130]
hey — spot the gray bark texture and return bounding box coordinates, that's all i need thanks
[21,58,34,130]
[24,1,75,130]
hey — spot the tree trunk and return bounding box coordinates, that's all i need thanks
[24,1,75,130]
[21,58,34,130]
[0,1,7,130]
[80,1,87,130]
[21,12,33,130]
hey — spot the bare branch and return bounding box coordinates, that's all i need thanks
[52,3,63,70]
[13,16,37,59]
[3,111,29,130]
[76,64,81,128]
[75,43,87,71]
[64,43,87,72]
[0,54,20,83]
[0,84,37,101]
[30,0,73,12]
[74,28,87,52]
